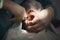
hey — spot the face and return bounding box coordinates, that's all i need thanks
[21,0,43,26]
[21,0,43,23]
[21,0,43,14]
[21,0,53,32]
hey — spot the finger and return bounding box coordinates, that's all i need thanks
[26,26,41,33]
[29,24,39,29]
[27,24,45,33]
[9,17,17,22]
[22,12,28,20]
[26,23,40,32]
[26,21,46,33]
[27,19,40,26]
[28,16,39,25]
[35,22,46,32]
[9,17,21,22]
[27,11,39,23]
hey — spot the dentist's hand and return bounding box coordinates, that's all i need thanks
[3,0,27,22]
[25,7,54,33]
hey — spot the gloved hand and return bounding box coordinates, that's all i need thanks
[25,7,54,33]
[3,0,27,22]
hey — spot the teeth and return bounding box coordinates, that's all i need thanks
[0,0,3,9]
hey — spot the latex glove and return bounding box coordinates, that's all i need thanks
[3,0,27,22]
[25,7,54,33]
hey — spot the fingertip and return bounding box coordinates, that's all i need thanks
[27,26,31,29]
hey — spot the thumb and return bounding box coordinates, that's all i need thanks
[22,12,28,20]
[28,16,38,24]
[28,11,38,23]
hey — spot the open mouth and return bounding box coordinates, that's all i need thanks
[28,10,34,14]
[22,10,35,30]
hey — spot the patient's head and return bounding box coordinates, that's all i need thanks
[21,0,43,13]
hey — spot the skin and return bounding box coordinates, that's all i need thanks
[3,0,27,22]
[22,0,54,33]
[3,0,54,33]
